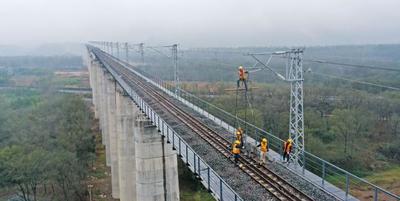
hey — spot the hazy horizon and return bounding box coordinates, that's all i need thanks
[1,42,400,57]
[1,0,399,48]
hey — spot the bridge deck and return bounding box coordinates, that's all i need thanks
[91,46,339,201]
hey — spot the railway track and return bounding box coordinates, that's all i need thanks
[93,48,314,201]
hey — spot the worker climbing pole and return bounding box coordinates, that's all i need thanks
[232,65,258,155]
[234,66,247,147]
[236,66,248,91]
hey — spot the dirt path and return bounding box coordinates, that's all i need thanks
[86,121,119,201]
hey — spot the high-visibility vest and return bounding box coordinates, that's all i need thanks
[232,144,240,154]
[238,69,245,79]
[283,142,292,154]
[260,141,268,152]
[236,131,242,141]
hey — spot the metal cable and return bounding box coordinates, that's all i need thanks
[310,72,400,91]
[303,58,400,72]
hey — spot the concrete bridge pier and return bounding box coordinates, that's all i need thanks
[134,114,180,201]
[117,90,138,201]
[90,61,96,116]
[95,63,105,144]
[101,70,111,166]
[88,60,95,111]
[88,59,107,148]
[93,61,102,120]
[87,57,95,103]
[90,61,99,119]
[106,73,119,198]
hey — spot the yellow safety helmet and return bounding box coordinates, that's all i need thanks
[262,138,267,142]
[288,138,293,143]
[234,140,240,144]
[238,66,243,70]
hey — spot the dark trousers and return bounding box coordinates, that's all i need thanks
[237,79,248,91]
[234,154,240,163]
[283,152,290,162]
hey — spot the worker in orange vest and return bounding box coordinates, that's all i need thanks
[232,140,241,164]
[235,127,244,146]
[283,138,293,162]
[257,138,269,165]
[236,66,248,91]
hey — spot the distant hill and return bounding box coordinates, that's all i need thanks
[0,42,84,56]
[0,55,83,69]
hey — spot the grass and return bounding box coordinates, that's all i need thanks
[181,191,215,201]
[322,165,400,199]
[365,165,400,185]
[89,130,108,179]
[364,165,400,196]
[343,165,400,199]
[87,124,116,201]
[178,160,215,201]
[53,77,85,88]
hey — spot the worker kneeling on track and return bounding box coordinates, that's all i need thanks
[257,138,269,165]
[282,138,293,163]
[236,66,248,91]
[232,140,241,164]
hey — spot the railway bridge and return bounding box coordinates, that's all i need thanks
[86,44,399,201]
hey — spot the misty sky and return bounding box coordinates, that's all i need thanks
[1,0,399,47]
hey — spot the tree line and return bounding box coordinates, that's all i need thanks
[0,90,95,201]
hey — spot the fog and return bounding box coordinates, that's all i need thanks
[0,0,399,47]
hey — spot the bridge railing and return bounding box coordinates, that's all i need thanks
[127,64,400,201]
[91,47,243,201]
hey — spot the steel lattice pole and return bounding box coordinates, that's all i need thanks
[116,42,120,59]
[125,42,129,63]
[139,43,144,64]
[172,44,179,95]
[110,42,112,54]
[287,49,305,167]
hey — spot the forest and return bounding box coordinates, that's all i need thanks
[0,56,95,201]
[0,89,95,201]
